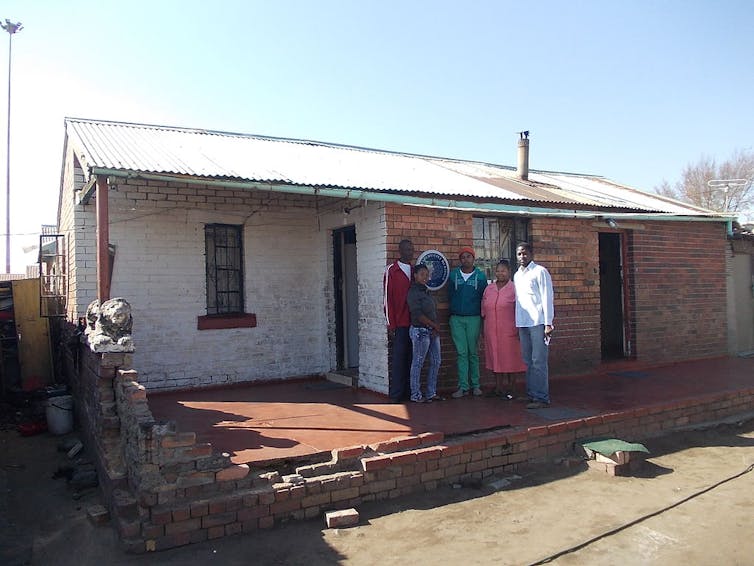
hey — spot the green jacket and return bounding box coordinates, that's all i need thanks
[447,267,488,316]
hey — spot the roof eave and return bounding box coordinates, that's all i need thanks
[84,167,731,225]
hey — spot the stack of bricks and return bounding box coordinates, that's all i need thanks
[111,366,254,550]
[586,451,648,476]
[66,342,131,496]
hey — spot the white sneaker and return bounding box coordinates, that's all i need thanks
[451,388,468,398]
[472,387,483,397]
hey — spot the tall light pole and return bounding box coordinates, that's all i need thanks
[2,19,21,274]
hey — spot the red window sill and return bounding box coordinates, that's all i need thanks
[197,313,257,330]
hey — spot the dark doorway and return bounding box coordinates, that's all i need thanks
[599,232,626,359]
[333,226,359,370]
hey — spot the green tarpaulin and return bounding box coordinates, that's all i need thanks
[581,439,649,456]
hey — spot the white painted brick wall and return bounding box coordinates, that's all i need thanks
[59,169,391,393]
[58,144,97,320]
[353,205,388,394]
[102,183,331,389]
[317,204,389,394]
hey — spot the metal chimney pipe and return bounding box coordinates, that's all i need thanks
[517,133,530,180]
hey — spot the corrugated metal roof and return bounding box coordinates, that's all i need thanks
[65,118,715,215]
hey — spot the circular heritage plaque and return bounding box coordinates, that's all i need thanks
[416,250,450,291]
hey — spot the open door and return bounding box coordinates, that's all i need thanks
[599,232,628,359]
[730,252,754,353]
[333,226,359,370]
[12,279,53,387]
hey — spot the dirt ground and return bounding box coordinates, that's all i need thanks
[2,415,753,566]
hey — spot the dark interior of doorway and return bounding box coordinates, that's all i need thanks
[333,226,358,371]
[599,232,626,360]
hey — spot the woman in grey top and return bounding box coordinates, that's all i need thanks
[406,264,442,403]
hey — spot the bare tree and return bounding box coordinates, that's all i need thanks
[656,149,754,215]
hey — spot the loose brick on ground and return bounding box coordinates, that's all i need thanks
[324,508,360,528]
[87,504,110,525]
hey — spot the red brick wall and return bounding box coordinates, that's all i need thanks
[386,205,729,388]
[385,203,477,392]
[385,207,605,387]
[629,221,728,361]
[525,217,602,375]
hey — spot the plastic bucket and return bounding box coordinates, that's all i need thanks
[46,395,74,435]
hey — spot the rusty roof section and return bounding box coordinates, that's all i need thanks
[64,117,716,216]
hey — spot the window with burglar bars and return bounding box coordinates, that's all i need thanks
[205,224,244,315]
[472,216,529,280]
[39,232,67,317]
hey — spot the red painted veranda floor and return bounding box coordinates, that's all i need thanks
[148,356,754,466]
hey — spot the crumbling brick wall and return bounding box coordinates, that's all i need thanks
[67,340,754,553]
[66,340,129,497]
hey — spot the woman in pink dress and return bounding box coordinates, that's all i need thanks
[481,259,527,399]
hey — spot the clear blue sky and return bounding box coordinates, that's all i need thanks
[2,0,753,270]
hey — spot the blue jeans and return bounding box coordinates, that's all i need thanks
[409,326,441,401]
[389,327,411,401]
[518,325,550,404]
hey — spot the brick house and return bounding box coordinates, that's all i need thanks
[57,118,731,396]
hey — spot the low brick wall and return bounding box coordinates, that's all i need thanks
[67,338,130,505]
[67,340,754,553]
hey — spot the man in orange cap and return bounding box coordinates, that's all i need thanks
[448,246,488,398]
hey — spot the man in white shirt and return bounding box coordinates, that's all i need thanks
[513,242,554,409]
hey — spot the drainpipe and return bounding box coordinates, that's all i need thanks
[95,175,110,302]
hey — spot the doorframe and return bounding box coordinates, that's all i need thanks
[620,233,633,357]
[332,225,358,371]
[599,231,632,359]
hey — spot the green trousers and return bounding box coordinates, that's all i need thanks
[449,315,482,390]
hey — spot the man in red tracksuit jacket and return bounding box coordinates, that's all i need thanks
[383,239,414,402]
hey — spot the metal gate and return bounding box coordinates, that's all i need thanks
[38,230,67,318]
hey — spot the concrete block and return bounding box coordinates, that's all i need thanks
[281,473,305,485]
[595,451,630,465]
[324,508,359,528]
[86,504,110,525]
[587,460,622,476]
[332,445,367,461]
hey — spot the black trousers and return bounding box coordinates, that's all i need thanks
[389,326,411,401]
